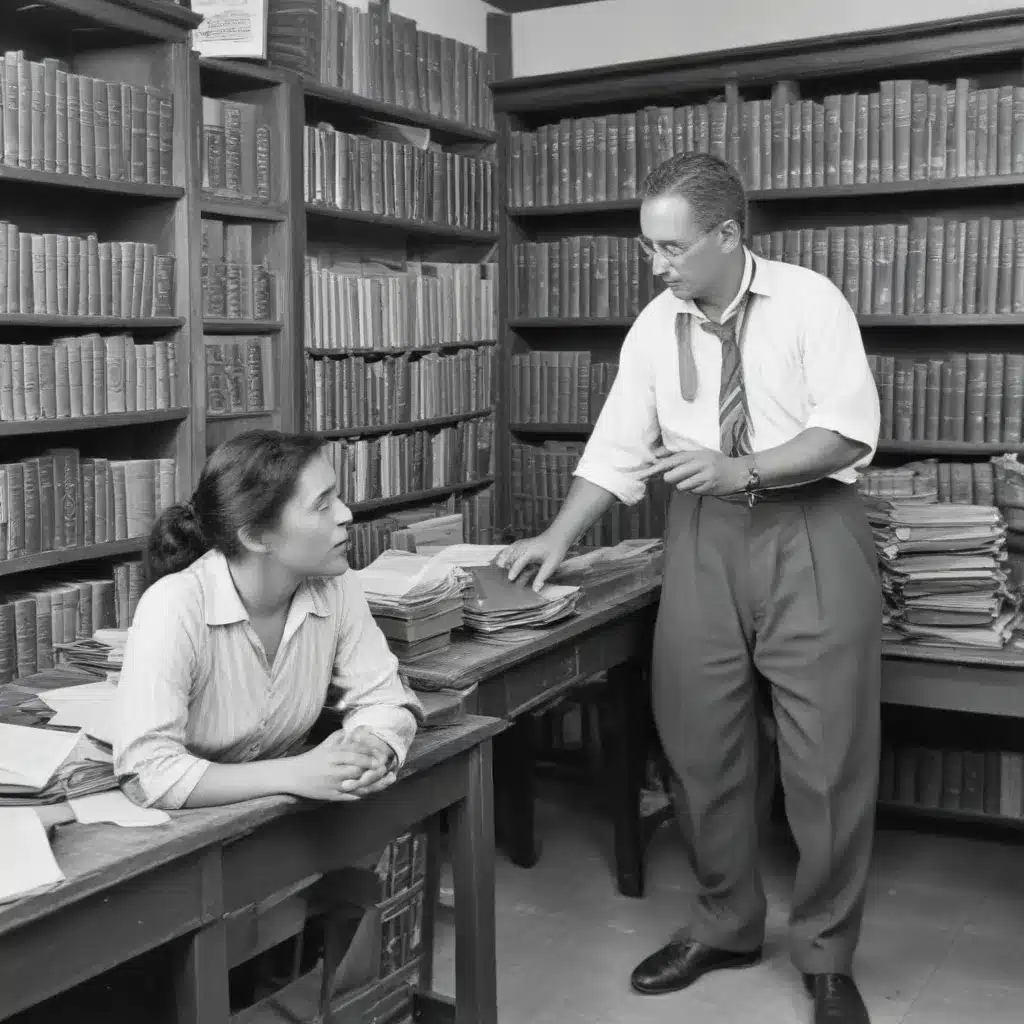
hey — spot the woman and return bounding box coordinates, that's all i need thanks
[114,430,422,810]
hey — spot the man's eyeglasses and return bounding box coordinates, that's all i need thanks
[636,224,720,264]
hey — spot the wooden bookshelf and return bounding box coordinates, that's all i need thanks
[196,57,301,452]
[314,410,494,440]
[304,204,498,244]
[0,0,201,674]
[0,408,188,437]
[349,478,496,517]
[0,539,147,579]
[493,11,1024,793]
[306,340,498,357]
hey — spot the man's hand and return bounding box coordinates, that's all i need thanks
[640,445,748,496]
[494,529,571,592]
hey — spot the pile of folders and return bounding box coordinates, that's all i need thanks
[866,485,1020,649]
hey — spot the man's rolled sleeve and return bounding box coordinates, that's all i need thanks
[803,284,881,468]
[572,321,660,506]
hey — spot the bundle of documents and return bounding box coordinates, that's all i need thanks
[864,497,1020,649]
[550,539,664,606]
[0,722,116,806]
[461,563,580,634]
[356,550,470,661]
[54,628,129,683]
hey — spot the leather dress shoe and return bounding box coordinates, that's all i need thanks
[803,973,871,1023]
[630,938,762,994]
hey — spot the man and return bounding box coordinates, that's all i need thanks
[498,153,881,1024]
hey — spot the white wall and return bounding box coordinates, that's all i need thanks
[511,0,1019,78]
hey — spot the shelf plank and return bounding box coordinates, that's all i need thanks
[306,340,498,357]
[302,78,497,144]
[203,319,284,334]
[877,440,1024,455]
[511,314,1024,329]
[877,801,1024,829]
[0,164,183,199]
[0,315,183,329]
[199,197,289,222]
[0,408,188,438]
[314,410,493,440]
[860,314,1024,327]
[198,57,289,87]
[509,317,632,328]
[305,204,498,243]
[508,173,1024,216]
[0,539,146,579]
[348,478,495,516]
[510,422,592,436]
[206,410,275,422]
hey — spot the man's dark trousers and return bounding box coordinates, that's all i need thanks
[652,480,882,974]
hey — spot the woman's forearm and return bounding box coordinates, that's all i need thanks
[183,758,303,807]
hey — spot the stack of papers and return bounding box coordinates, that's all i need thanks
[54,628,129,683]
[356,550,469,661]
[865,498,1020,649]
[0,807,64,904]
[0,723,116,806]
[461,564,580,634]
[551,539,664,605]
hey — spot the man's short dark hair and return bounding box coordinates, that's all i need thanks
[639,153,747,233]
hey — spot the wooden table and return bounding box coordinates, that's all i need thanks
[0,716,503,1024]
[401,580,663,898]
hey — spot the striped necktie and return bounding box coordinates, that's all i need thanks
[699,307,752,456]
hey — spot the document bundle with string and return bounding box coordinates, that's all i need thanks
[864,492,1020,649]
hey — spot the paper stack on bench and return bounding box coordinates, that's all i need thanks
[356,550,469,662]
[0,722,116,806]
[54,628,129,683]
[864,496,1020,649]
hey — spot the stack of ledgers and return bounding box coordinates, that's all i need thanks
[355,550,468,662]
[865,495,1020,649]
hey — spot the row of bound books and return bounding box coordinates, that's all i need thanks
[0,559,142,684]
[201,219,278,321]
[0,336,178,422]
[303,124,496,233]
[511,238,660,320]
[204,338,275,418]
[345,490,496,571]
[303,257,497,352]
[507,78,1024,207]
[0,225,175,319]
[880,742,1024,820]
[0,51,173,185]
[510,352,619,426]
[867,352,1024,444]
[510,441,669,548]
[322,418,493,507]
[859,460,998,507]
[379,889,424,983]
[304,347,494,433]
[750,216,1024,317]
[267,0,496,131]
[0,452,175,561]
[200,97,272,202]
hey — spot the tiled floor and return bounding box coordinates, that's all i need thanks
[433,784,1024,1023]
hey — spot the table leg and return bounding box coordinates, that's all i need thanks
[605,661,647,899]
[174,922,230,1024]
[494,715,539,868]
[174,849,230,1024]
[449,740,497,1024]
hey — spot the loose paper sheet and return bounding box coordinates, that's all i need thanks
[70,791,170,828]
[0,724,82,790]
[0,808,64,904]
